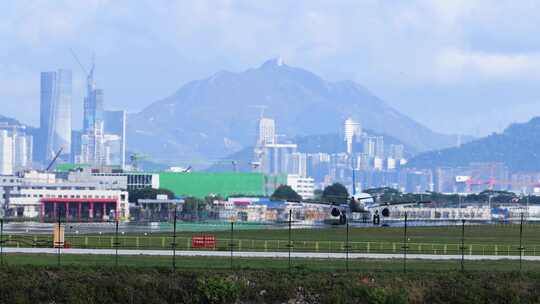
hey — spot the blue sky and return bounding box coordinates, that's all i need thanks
[1,0,539,136]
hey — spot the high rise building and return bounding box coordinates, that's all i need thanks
[84,89,104,133]
[40,69,72,161]
[363,136,376,157]
[389,144,405,160]
[83,62,100,132]
[0,124,33,173]
[76,60,126,168]
[0,130,13,175]
[261,143,298,175]
[79,121,105,165]
[258,117,276,145]
[344,118,362,154]
[13,132,32,170]
[375,136,384,158]
[288,152,308,177]
[103,110,127,168]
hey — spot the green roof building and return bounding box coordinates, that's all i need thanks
[159,172,285,198]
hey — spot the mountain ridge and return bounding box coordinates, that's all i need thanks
[127,59,466,167]
[407,117,540,171]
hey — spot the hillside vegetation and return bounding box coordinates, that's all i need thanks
[0,266,539,303]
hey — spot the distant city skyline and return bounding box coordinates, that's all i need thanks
[2,1,540,136]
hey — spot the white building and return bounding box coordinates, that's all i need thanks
[8,184,129,220]
[363,136,376,158]
[258,117,276,145]
[375,136,384,158]
[287,174,315,199]
[0,170,130,220]
[344,118,362,154]
[288,152,308,177]
[0,130,13,175]
[262,143,298,175]
[373,157,384,171]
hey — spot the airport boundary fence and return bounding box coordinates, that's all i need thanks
[0,213,539,273]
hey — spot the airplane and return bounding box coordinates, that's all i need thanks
[325,194,426,226]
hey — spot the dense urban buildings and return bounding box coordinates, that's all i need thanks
[32,61,127,169]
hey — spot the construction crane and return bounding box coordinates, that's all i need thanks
[46,148,63,172]
[69,48,88,75]
[249,105,268,119]
[129,153,148,172]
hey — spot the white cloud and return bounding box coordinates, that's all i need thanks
[1,0,540,133]
[435,48,540,82]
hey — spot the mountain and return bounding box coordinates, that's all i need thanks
[407,117,540,171]
[127,58,463,166]
[0,114,24,126]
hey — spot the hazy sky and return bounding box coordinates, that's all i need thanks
[1,0,539,136]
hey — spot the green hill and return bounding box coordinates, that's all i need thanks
[407,117,540,171]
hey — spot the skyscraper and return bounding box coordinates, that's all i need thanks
[103,110,127,168]
[0,130,13,175]
[40,69,72,161]
[344,118,362,154]
[363,136,376,157]
[258,117,276,145]
[83,62,101,133]
[375,136,384,158]
[77,60,109,167]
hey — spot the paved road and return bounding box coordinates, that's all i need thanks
[3,247,540,261]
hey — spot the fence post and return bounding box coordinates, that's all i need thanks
[0,218,4,266]
[288,209,292,272]
[402,213,408,273]
[172,203,177,270]
[345,218,350,272]
[229,221,234,269]
[519,213,524,273]
[114,220,119,267]
[460,219,465,272]
[56,213,61,267]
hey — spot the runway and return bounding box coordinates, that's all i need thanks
[2,247,540,261]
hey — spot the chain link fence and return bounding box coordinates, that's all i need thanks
[0,213,539,272]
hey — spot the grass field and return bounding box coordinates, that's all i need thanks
[2,223,540,256]
[0,253,538,273]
